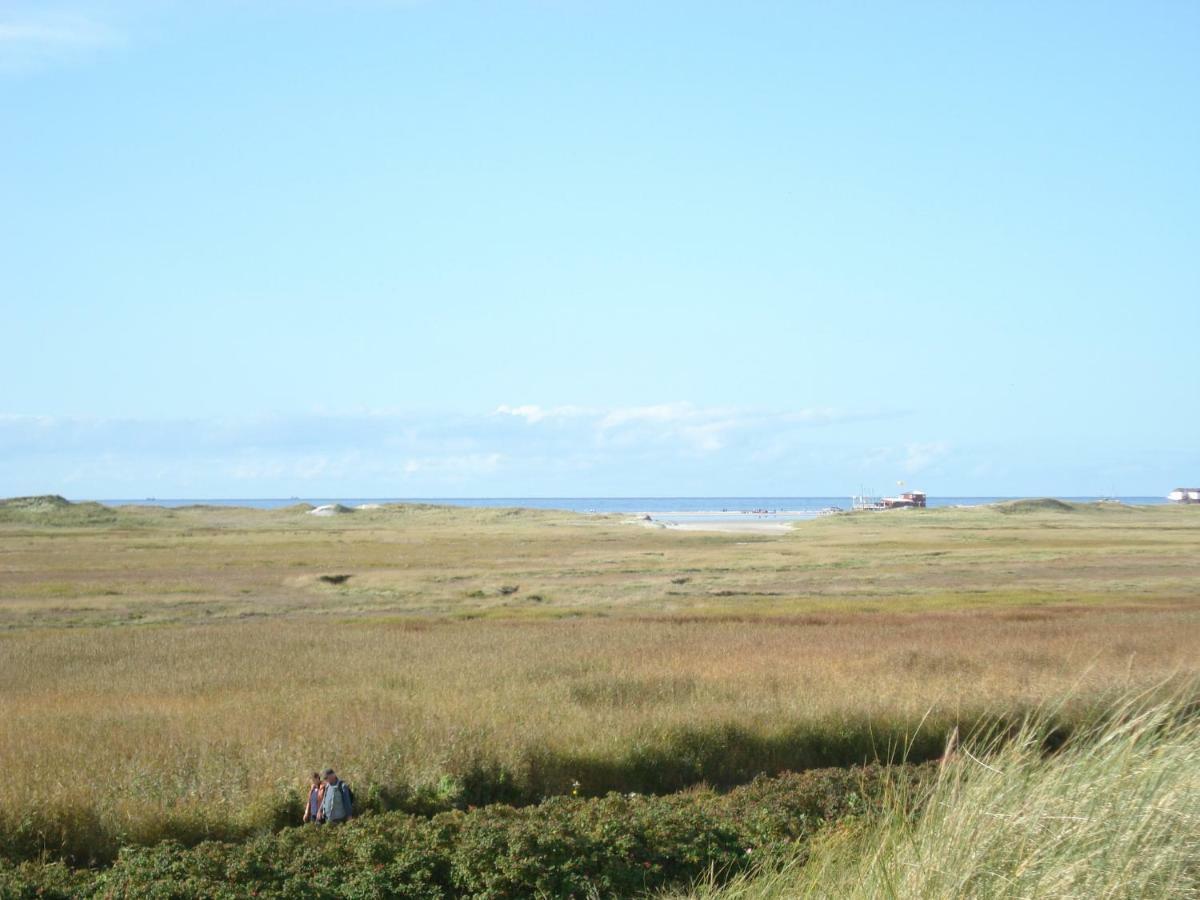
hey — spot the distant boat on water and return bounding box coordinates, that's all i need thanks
[1167,488,1200,504]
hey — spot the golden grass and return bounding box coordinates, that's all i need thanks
[3,606,1198,861]
[0,500,1197,862]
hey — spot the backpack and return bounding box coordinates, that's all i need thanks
[340,782,354,817]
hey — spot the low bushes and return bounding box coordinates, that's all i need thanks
[0,765,914,898]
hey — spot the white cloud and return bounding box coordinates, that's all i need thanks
[0,403,901,495]
[494,404,546,422]
[598,403,702,430]
[2,407,1184,497]
[594,405,784,456]
[493,404,591,424]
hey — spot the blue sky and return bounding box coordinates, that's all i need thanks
[2,1,1197,498]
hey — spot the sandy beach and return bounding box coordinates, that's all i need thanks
[664,520,793,534]
[625,513,796,534]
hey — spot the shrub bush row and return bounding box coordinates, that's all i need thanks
[0,765,919,899]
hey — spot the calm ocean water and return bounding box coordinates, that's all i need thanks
[96,496,1170,521]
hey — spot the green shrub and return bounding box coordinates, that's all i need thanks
[0,766,910,898]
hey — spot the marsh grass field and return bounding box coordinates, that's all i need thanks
[1,496,1198,879]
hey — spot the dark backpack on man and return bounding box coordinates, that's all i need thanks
[340,782,355,818]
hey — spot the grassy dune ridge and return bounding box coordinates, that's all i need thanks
[1,498,1197,869]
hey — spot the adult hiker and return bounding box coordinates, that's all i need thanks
[302,772,325,824]
[320,768,354,824]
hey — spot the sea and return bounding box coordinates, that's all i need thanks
[96,496,1171,523]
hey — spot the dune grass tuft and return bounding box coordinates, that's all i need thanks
[680,684,1200,899]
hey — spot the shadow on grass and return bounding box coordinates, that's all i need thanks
[1,712,1083,867]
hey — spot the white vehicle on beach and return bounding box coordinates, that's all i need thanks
[1167,488,1200,503]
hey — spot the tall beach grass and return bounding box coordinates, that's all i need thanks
[681,685,1200,899]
